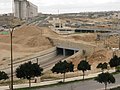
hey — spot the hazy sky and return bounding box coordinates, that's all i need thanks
[0,0,120,14]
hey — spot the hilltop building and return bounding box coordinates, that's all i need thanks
[14,0,38,20]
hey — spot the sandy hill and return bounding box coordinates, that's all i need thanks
[14,26,52,47]
[0,25,53,61]
[0,25,52,48]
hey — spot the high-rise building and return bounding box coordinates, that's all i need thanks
[14,0,38,20]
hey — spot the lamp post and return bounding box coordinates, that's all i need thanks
[9,25,20,90]
[10,27,14,90]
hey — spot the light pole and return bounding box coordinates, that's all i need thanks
[9,25,20,90]
[10,27,14,90]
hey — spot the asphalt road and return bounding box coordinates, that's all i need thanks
[35,74,120,90]
[0,55,66,76]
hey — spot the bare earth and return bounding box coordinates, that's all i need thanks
[0,25,119,80]
[0,25,52,66]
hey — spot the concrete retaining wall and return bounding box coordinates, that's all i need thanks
[51,38,96,56]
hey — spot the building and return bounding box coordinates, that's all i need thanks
[112,13,120,19]
[14,0,38,20]
[52,18,65,28]
[107,12,120,19]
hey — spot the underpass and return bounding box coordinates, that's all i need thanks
[50,37,97,57]
[0,46,78,76]
[57,47,79,56]
[0,37,97,77]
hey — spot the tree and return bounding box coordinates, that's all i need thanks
[77,60,91,80]
[116,65,120,72]
[51,60,74,82]
[95,72,115,90]
[0,71,9,81]
[109,55,120,71]
[16,61,43,87]
[97,62,108,73]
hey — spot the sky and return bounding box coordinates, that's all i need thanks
[0,0,120,14]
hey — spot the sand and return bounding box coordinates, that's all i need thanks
[0,25,52,66]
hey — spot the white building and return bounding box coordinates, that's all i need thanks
[113,13,120,19]
[108,13,120,19]
[14,0,38,20]
[52,18,65,28]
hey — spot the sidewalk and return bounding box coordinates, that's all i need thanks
[0,69,116,90]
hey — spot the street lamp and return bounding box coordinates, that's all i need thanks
[9,25,20,90]
[10,27,13,90]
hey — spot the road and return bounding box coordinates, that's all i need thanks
[34,74,120,90]
[0,70,119,90]
[0,55,67,76]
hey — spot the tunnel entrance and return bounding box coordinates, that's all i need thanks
[65,49,74,56]
[57,48,63,55]
[57,47,78,56]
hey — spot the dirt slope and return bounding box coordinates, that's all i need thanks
[0,25,53,64]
